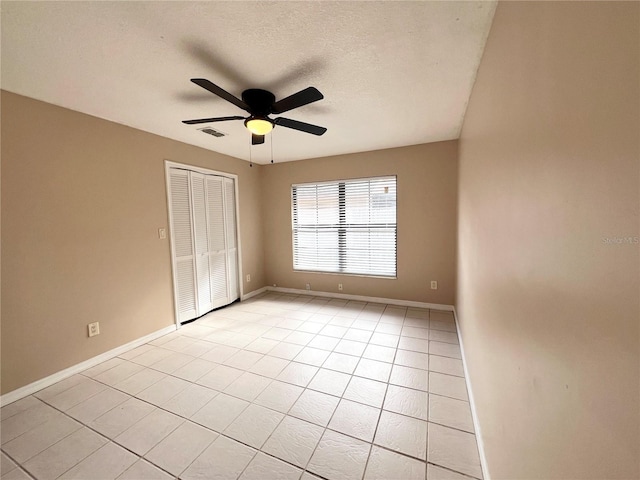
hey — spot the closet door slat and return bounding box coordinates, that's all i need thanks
[191,172,213,313]
[169,169,197,322]
[224,177,239,301]
[206,175,230,307]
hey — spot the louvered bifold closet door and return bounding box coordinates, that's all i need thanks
[169,169,197,322]
[190,172,214,313]
[205,175,230,308]
[224,177,239,301]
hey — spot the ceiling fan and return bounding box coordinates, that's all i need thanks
[182,79,327,145]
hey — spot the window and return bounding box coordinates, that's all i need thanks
[292,176,397,277]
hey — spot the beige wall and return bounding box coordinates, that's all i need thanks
[1,92,459,396]
[1,91,265,394]
[261,142,458,305]
[457,2,639,479]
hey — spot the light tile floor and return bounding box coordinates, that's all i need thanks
[1,293,483,480]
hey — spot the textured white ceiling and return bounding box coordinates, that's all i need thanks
[1,1,496,164]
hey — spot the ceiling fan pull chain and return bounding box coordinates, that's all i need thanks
[271,130,274,164]
[249,136,253,167]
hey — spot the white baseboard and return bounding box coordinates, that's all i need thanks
[2,287,451,406]
[264,286,454,311]
[0,324,177,407]
[241,286,268,301]
[453,307,490,480]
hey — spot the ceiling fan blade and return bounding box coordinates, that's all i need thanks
[252,134,265,145]
[182,116,245,125]
[271,87,324,114]
[274,117,327,136]
[191,78,250,112]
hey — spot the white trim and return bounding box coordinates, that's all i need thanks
[0,324,177,407]
[164,160,239,181]
[453,306,490,480]
[233,175,244,301]
[241,286,268,301]
[264,286,453,311]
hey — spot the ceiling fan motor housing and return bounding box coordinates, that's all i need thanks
[242,89,276,117]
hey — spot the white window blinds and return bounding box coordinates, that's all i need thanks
[292,176,397,277]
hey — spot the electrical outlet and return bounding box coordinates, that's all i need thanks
[305,283,311,290]
[88,322,100,337]
[338,283,343,291]
[246,274,251,283]
[431,281,438,290]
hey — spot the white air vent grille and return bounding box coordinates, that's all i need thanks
[199,127,226,137]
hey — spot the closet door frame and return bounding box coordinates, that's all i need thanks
[164,160,243,328]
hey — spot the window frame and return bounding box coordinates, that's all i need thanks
[291,175,398,279]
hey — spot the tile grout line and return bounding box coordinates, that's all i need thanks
[4,295,478,480]
[33,395,182,480]
[89,346,473,469]
[134,308,376,473]
[426,460,483,480]
[358,314,396,480]
[275,310,385,478]
[2,396,108,477]
[41,378,311,479]
[98,309,474,468]
[289,333,344,478]
[1,448,38,480]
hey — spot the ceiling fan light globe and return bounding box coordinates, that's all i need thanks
[245,118,273,135]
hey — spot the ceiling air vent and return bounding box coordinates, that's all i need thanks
[199,127,226,138]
